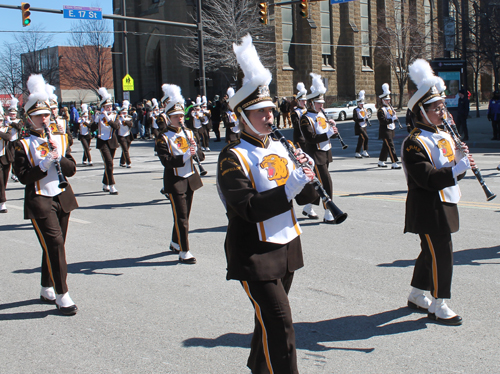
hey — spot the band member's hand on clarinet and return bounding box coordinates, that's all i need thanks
[326,122,338,138]
[285,167,314,201]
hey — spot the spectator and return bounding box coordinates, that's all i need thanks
[280,97,292,128]
[456,89,469,141]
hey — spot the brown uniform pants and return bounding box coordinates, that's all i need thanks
[99,143,116,185]
[168,188,194,252]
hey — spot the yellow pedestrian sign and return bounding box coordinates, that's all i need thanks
[122,74,134,91]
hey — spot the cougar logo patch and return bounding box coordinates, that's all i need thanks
[260,154,289,186]
[174,136,189,153]
[317,116,327,130]
[437,139,454,162]
[36,143,50,157]
[49,123,59,133]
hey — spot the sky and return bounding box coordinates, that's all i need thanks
[0,0,114,47]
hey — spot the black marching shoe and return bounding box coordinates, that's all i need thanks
[302,211,319,219]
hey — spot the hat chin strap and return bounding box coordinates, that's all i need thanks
[238,108,266,137]
[419,103,433,126]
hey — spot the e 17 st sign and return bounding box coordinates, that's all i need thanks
[63,6,102,20]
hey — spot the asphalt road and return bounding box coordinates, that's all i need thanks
[1,111,499,373]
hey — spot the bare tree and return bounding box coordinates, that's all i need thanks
[61,19,113,95]
[375,3,434,108]
[0,42,23,96]
[14,26,59,93]
[176,0,274,86]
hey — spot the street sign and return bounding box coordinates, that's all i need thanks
[122,74,134,91]
[330,0,355,3]
[123,92,130,101]
[63,6,102,20]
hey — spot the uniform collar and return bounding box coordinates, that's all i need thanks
[167,124,182,133]
[241,131,270,148]
[415,121,439,134]
[30,129,45,138]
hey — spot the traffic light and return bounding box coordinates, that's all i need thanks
[258,2,268,25]
[21,3,31,27]
[299,0,309,18]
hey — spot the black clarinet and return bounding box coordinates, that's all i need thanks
[442,115,496,201]
[41,122,69,189]
[320,108,348,149]
[180,125,208,176]
[270,124,348,224]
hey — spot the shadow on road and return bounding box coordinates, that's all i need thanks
[13,250,181,276]
[183,307,427,353]
[378,245,500,267]
[0,298,59,321]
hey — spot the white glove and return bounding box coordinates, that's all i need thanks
[295,148,315,169]
[326,126,337,138]
[39,153,56,172]
[285,168,310,201]
[183,148,195,163]
[452,156,471,178]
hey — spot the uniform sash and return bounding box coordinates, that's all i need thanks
[161,129,196,178]
[230,137,302,244]
[304,111,331,151]
[408,128,461,204]
[356,108,367,127]
[381,106,396,130]
[98,113,116,140]
[20,133,68,197]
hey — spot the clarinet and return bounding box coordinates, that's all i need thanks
[442,115,496,201]
[320,108,348,149]
[270,124,348,224]
[389,104,403,129]
[180,125,208,176]
[33,118,69,189]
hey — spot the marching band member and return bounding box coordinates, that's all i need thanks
[150,98,160,140]
[189,97,204,149]
[117,100,133,168]
[353,90,370,158]
[156,84,204,264]
[225,87,240,143]
[95,87,120,194]
[199,96,211,151]
[78,104,93,166]
[14,74,78,315]
[45,84,72,145]
[300,72,339,223]
[6,96,22,183]
[217,34,315,374]
[402,59,474,325]
[0,104,12,213]
[377,83,401,169]
[291,82,317,219]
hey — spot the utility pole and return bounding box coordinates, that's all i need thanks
[461,0,468,93]
[122,0,129,76]
[197,0,206,97]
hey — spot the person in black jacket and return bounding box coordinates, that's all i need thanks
[217,35,315,374]
[0,105,13,213]
[456,89,470,140]
[402,59,475,325]
[14,74,79,315]
[156,84,204,264]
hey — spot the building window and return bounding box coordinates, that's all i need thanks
[360,0,371,68]
[282,4,293,68]
[320,1,333,68]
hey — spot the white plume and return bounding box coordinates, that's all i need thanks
[27,74,49,102]
[165,84,184,106]
[227,87,235,99]
[0,104,4,117]
[152,98,158,108]
[202,95,207,105]
[309,73,326,95]
[81,103,88,113]
[161,83,171,102]
[9,95,19,110]
[358,90,365,101]
[435,77,447,94]
[296,82,307,98]
[45,83,57,102]
[233,34,272,87]
[121,100,130,111]
[195,96,202,106]
[409,59,439,89]
[98,87,111,101]
[381,83,390,95]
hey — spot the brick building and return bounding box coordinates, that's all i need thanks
[21,46,114,106]
[112,0,486,106]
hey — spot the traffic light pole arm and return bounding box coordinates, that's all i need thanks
[0,4,197,28]
[266,0,325,7]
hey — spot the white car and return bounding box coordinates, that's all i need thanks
[323,100,377,121]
